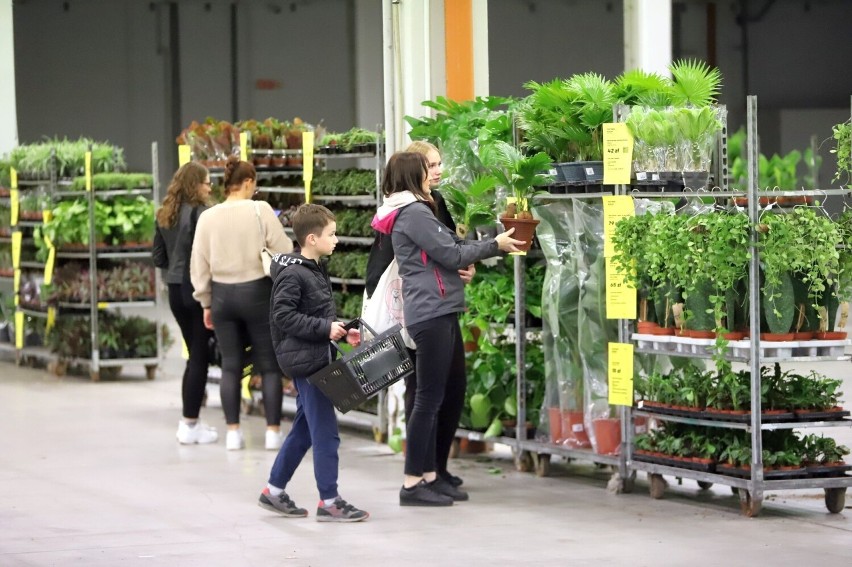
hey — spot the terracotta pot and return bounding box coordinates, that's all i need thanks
[760,332,795,341]
[561,410,591,448]
[592,418,621,456]
[500,216,540,252]
[463,325,482,352]
[815,331,848,340]
[633,415,648,435]
[719,331,745,340]
[649,326,676,336]
[458,438,488,455]
[636,321,659,334]
[689,329,716,339]
[547,407,563,443]
[793,331,815,340]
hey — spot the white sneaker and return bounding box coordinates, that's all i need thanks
[176,421,219,444]
[265,429,284,450]
[226,429,245,451]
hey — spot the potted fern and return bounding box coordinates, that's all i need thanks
[480,141,553,251]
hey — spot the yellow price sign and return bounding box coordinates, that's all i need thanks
[178,145,191,166]
[44,241,56,286]
[13,269,20,305]
[46,306,56,334]
[10,167,17,189]
[85,151,92,191]
[605,256,636,319]
[302,131,315,182]
[603,123,634,186]
[240,132,248,162]
[11,231,22,268]
[603,195,634,258]
[608,342,634,406]
[10,188,19,226]
[97,302,109,310]
[15,311,24,349]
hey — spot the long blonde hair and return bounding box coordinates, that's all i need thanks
[406,140,439,157]
[155,162,209,228]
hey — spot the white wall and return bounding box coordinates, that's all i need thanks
[0,0,18,155]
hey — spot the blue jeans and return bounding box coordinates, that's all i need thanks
[268,376,340,500]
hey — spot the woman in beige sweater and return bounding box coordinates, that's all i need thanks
[191,156,293,451]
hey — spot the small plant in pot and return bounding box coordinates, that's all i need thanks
[480,141,553,252]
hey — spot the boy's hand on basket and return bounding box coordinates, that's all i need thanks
[330,321,348,340]
[345,328,361,347]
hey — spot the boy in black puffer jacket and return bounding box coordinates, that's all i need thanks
[258,204,369,523]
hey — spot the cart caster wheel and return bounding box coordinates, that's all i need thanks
[47,360,67,377]
[90,371,100,382]
[609,470,636,494]
[514,451,533,473]
[825,488,846,514]
[697,481,713,490]
[145,365,157,380]
[533,453,551,477]
[649,473,667,499]
[731,486,739,495]
[738,489,762,517]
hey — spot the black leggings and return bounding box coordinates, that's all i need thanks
[404,313,466,477]
[168,283,214,420]
[211,279,282,426]
[403,347,465,476]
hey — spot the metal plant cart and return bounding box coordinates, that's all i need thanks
[622,96,852,516]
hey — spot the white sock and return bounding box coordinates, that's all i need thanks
[183,420,197,428]
[267,484,284,496]
[322,496,339,507]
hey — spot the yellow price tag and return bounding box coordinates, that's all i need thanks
[42,209,52,223]
[603,195,634,258]
[44,246,56,286]
[11,231,22,268]
[13,269,20,305]
[240,132,248,162]
[608,342,634,406]
[46,306,56,334]
[603,123,634,186]
[15,311,24,349]
[85,151,92,191]
[605,257,636,319]
[97,302,109,309]
[10,167,17,189]
[302,131,314,182]
[10,188,19,226]
[178,145,191,166]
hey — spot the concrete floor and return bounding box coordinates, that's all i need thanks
[1,355,851,567]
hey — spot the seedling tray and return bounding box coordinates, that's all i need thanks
[793,409,850,421]
[633,452,715,473]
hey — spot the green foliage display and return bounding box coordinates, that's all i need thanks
[70,173,153,192]
[830,119,851,184]
[312,169,376,196]
[332,209,374,237]
[326,251,369,280]
[479,141,553,215]
[8,138,125,179]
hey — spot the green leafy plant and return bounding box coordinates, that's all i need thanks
[480,141,553,217]
[441,175,498,238]
[830,119,851,184]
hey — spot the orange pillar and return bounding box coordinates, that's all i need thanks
[444,0,474,101]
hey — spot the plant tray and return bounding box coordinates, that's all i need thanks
[633,451,715,473]
[805,463,852,477]
[701,409,796,423]
[716,464,808,479]
[793,409,850,421]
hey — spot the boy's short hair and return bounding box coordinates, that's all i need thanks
[292,204,336,246]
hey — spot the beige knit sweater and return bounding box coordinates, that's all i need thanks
[190,199,293,308]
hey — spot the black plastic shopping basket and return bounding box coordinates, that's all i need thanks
[308,319,414,413]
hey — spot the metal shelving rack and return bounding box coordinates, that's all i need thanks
[8,143,163,380]
[621,96,852,516]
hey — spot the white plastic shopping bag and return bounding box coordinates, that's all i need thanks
[362,259,416,349]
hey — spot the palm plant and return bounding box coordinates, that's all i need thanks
[480,141,553,218]
[669,59,722,107]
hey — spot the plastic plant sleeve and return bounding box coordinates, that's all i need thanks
[534,201,583,439]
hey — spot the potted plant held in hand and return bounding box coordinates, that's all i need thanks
[480,141,554,252]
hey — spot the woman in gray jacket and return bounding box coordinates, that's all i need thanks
[372,152,523,506]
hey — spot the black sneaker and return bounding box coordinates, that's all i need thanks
[439,470,464,487]
[316,497,369,523]
[399,480,453,507]
[430,477,469,501]
[258,488,308,517]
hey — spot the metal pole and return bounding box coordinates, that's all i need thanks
[746,95,764,505]
[87,146,99,376]
[514,254,526,449]
[152,142,162,363]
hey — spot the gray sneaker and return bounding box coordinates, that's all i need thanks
[316,498,369,523]
[258,488,308,518]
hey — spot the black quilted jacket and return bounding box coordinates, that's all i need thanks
[269,252,336,377]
